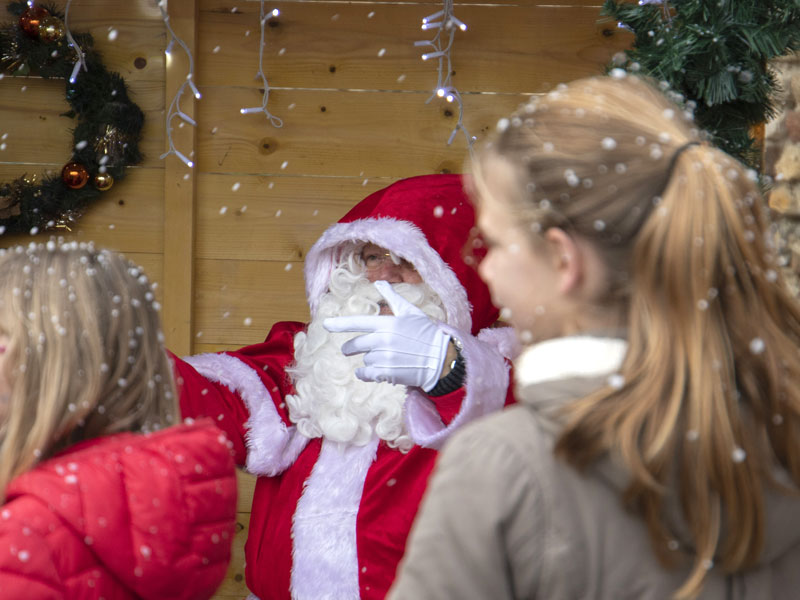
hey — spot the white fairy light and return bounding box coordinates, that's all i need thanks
[415,0,473,148]
[239,2,283,128]
[158,0,200,168]
[64,0,88,84]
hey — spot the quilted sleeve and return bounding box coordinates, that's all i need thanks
[0,513,63,600]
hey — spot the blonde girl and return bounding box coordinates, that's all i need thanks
[0,242,236,599]
[390,75,800,600]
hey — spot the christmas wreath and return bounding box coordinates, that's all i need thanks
[0,1,143,234]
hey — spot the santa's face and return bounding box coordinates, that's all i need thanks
[286,263,444,451]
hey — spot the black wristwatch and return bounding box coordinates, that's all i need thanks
[428,337,466,397]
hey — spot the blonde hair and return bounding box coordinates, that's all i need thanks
[474,75,800,598]
[0,241,178,502]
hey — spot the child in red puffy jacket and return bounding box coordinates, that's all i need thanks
[0,242,237,599]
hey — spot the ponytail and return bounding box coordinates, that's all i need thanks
[557,143,800,598]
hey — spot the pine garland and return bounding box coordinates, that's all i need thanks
[0,1,143,234]
[603,0,800,169]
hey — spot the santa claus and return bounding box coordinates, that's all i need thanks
[173,174,516,599]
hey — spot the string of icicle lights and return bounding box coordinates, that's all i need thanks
[240,1,283,127]
[158,0,201,168]
[415,0,474,147]
[61,0,87,83]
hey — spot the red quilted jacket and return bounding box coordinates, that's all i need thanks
[0,419,237,599]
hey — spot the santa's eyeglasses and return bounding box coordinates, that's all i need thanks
[359,244,417,273]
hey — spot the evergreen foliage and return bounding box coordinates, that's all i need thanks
[603,0,800,169]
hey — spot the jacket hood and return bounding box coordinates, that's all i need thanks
[5,419,237,599]
[515,336,800,568]
[304,174,498,335]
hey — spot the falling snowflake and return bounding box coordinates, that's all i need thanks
[607,373,625,389]
[601,137,617,150]
[609,68,626,80]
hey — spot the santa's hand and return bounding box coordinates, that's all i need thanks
[323,280,451,391]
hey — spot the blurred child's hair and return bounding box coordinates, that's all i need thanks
[472,74,800,599]
[0,241,177,501]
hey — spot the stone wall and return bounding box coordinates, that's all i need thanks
[766,52,800,296]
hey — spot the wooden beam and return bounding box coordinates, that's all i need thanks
[162,0,198,356]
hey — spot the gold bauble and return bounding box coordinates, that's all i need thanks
[38,16,65,44]
[93,172,114,191]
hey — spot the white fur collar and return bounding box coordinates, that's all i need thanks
[514,336,628,387]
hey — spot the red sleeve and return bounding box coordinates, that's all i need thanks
[171,321,306,467]
[504,361,517,407]
[0,518,63,599]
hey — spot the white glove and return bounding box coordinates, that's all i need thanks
[323,280,451,392]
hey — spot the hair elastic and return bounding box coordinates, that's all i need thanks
[666,140,701,177]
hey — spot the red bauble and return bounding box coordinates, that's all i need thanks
[61,162,89,189]
[19,6,50,38]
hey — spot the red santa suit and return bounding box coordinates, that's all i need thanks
[174,174,517,600]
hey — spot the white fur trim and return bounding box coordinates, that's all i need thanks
[404,325,509,450]
[183,353,309,476]
[476,326,520,360]
[514,336,628,387]
[291,437,379,599]
[304,218,472,332]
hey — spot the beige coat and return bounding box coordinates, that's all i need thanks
[389,336,800,600]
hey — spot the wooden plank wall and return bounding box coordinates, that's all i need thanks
[0,1,629,597]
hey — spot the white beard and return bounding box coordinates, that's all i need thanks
[286,265,446,452]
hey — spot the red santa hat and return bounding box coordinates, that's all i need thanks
[304,174,498,335]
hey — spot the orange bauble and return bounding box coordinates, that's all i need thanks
[61,162,89,189]
[19,6,50,38]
